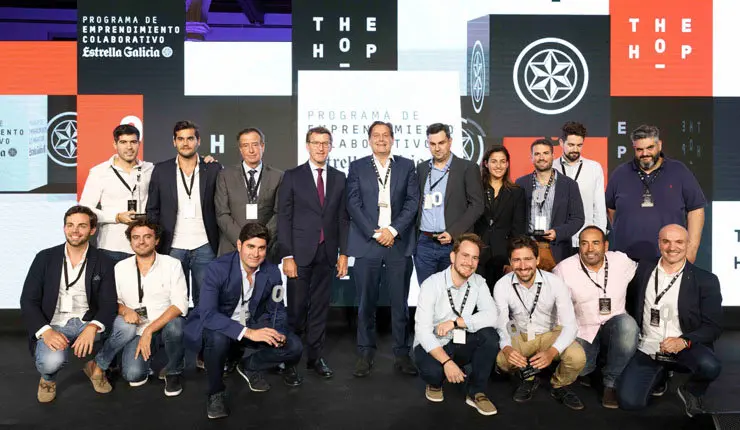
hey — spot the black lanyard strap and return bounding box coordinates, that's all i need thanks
[110,166,136,197]
[560,159,583,182]
[579,256,608,295]
[136,261,144,305]
[63,254,88,291]
[653,267,683,306]
[511,271,543,319]
[371,158,392,189]
[446,282,470,318]
[241,165,263,203]
[427,161,450,192]
[636,162,663,194]
[531,170,555,213]
[178,166,196,199]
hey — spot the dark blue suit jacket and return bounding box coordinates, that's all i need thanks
[20,244,117,354]
[146,156,222,255]
[184,252,287,350]
[515,171,584,263]
[628,260,722,348]
[277,162,349,266]
[346,155,419,258]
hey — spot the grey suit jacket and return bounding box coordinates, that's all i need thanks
[215,163,283,258]
[415,155,484,237]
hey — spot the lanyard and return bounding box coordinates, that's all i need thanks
[560,158,583,182]
[531,170,555,214]
[427,160,450,192]
[579,256,608,295]
[136,261,144,306]
[446,282,470,318]
[178,166,196,199]
[653,267,683,306]
[241,165,263,203]
[63,254,88,291]
[371,158,392,189]
[635,160,663,195]
[511,271,543,320]
[110,166,137,197]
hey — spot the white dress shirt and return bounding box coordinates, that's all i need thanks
[78,156,154,253]
[36,244,104,338]
[171,157,209,250]
[231,264,259,340]
[372,155,398,238]
[414,267,499,352]
[241,161,263,197]
[552,156,607,248]
[493,269,578,353]
[638,259,685,356]
[114,253,189,335]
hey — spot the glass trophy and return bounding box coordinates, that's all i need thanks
[271,284,286,348]
[654,305,679,364]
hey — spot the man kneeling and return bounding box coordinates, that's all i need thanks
[92,220,188,396]
[414,233,501,416]
[184,223,303,419]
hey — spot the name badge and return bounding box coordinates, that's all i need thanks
[182,199,197,219]
[127,199,138,212]
[423,194,433,210]
[599,297,612,315]
[246,203,258,220]
[534,215,547,232]
[59,295,73,313]
[378,201,389,208]
[452,328,466,345]
[134,306,148,321]
[641,192,654,208]
[526,322,536,342]
[650,308,661,327]
[239,308,250,326]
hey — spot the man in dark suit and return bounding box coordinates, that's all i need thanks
[414,123,483,285]
[215,127,283,261]
[279,126,349,378]
[347,121,420,377]
[146,120,222,310]
[20,205,117,403]
[515,139,584,271]
[618,224,722,417]
[184,223,302,420]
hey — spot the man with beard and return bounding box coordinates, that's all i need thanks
[414,233,500,416]
[515,139,584,271]
[605,125,705,262]
[552,122,607,258]
[20,205,117,402]
[91,219,188,396]
[493,235,586,410]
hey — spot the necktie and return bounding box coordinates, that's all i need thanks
[317,168,325,243]
[248,170,256,191]
[248,170,257,202]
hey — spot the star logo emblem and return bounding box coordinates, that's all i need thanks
[470,40,486,114]
[47,112,78,167]
[460,118,486,165]
[526,49,576,103]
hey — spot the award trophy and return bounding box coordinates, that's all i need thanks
[271,285,286,348]
[131,170,147,221]
[508,321,539,379]
[654,305,679,364]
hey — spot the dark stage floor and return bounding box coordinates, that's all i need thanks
[0,328,737,430]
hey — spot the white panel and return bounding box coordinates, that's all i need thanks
[712,201,740,307]
[713,0,740,96]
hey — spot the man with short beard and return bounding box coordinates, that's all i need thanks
[413,233,500,416]
[605,125,706,262]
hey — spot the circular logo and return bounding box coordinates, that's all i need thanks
[470,40,485,114]
[460,117,486,165]
[162,46,173,58]
[121,115,144,142]
[47,111,78,167]
[8,148,17,157]
[513,37,589,115]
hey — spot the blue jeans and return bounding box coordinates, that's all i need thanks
[35,318,101,382]
[170,243,215,307]
[100,249,133,264]
[617,344,722,410]
[413,234,453,286]
[576,313,639,388]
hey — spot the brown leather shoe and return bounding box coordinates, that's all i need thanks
[602,387,619,409]
[37,378,56,403]
[83,360,112,394]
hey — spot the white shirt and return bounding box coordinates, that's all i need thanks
[78,156,154,253]
[114,253,189,336]
[553,156,607,248]
[171,157,209,250]
[493,269,578,353]
[638,259,685,356]
[231,264,258,324]
[414,267,499,352]
[372,155,398,238]
[37,244,104,338]
[241,161,263,197]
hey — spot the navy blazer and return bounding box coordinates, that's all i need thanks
[277,162,349,266]
[628,260,722,348]
[20,244,117,355]
[184,252,287,351]
[515,171,584,263]
[146,156,222,255]
[346,155,420,258]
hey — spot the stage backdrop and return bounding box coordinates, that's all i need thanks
[0,0,738,309]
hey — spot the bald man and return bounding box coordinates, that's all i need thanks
[618,225,722,416]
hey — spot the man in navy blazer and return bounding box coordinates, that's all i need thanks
[146,120,222,309]
[20,205,117,403]
[184,223,302,420]
[346,121,420,377]
[279,126,349,378]
[515,139,584,270]
[618,224,722,417]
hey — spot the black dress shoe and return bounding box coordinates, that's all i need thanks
[551,386,585,411]
[283,366,304,387]
[353,356,373,378]
[394,355,419,376]
[207,391,229,419]
[307,358,334,379]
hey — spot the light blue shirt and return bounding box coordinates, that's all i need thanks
[420,157,452,233]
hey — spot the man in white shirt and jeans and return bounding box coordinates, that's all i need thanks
[414,233,500,416]
[91,219,189,397]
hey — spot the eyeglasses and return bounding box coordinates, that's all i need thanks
[308,141,331,148]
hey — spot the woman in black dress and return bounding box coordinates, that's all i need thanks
[475,145,526,292]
